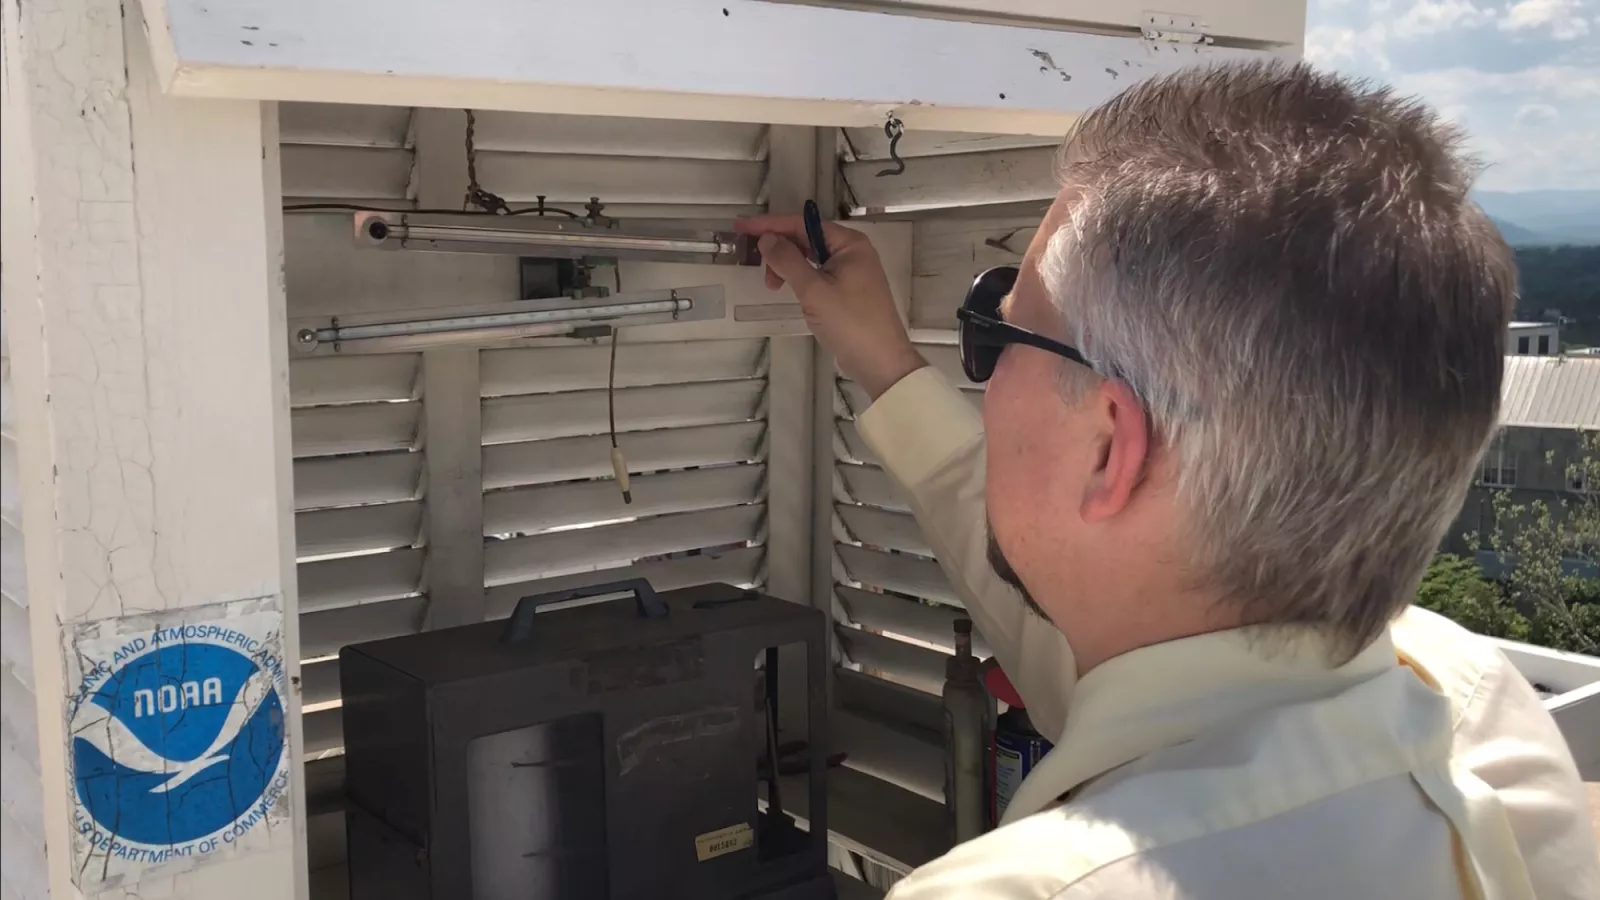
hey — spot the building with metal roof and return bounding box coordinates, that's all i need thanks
[1448,354,1600,578]
[1500,355,1600,430]
[1508,321,1560,357]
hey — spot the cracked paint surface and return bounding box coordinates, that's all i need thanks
[13,0,289,626]
[17,0,168,625]
[6,0,298,895]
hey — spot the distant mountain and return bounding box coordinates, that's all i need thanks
[1474,190,1600,246]
[1490,217,1556,247]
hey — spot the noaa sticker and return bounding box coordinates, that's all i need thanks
[63,597,291,888]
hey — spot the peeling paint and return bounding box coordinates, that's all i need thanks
[1029,48,1072,83]
[13,0,161,625]
[7,0,298,894]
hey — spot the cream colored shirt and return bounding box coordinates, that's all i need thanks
[857,365,1599,900]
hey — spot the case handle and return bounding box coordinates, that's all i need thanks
[500,578,667,644]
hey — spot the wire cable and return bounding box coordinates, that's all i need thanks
[608,327,632,504]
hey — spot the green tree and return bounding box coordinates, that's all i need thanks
[1481,429,1600,655]
[1418,430,1599,654]
[1416,554,1529,641]
[1512,246,1600,346]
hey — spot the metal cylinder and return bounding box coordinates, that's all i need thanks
[942,618,989,845]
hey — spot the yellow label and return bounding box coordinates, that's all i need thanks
[693,822,753,862]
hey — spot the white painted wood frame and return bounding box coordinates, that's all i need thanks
[851,1,1307,46]
[413,109,488,631]
[136,0,1284,133]
[1,0,306,896]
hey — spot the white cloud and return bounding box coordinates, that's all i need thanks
[1514,103,1560,125]
[1393,65,1600,103]
[1499,0,1592,40]
[1391,0,1497,38]
[1462,126,1600,191]
[1383,68,1599,190]
[1305,24,1382,68]
[1307,1,1599,190]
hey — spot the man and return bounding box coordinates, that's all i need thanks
[741,61,1598,899]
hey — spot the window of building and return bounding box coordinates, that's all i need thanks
[1568,467,1589,493]
[1537,334,1550,355]
[1479,436,1516,487]
[1477,498,1496,550]
[1517,336,1530,354]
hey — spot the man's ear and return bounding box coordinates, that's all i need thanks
[1081,379,1149,524]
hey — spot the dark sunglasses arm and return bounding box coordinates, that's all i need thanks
[958,309,1090,368]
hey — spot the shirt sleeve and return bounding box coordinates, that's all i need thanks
[856,365,1077,738]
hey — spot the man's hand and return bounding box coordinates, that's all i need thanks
[736,214,925,401]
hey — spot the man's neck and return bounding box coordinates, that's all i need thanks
[1049,584,1242,677]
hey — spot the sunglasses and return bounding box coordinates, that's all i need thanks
[956,266,1090,383]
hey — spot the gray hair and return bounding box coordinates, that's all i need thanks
[1042,60,1514,661]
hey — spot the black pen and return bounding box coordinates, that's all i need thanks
[803,199,831,267]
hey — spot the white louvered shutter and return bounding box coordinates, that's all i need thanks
[455,106,774,607]
[828,132,1054,799]
[2,284,50,900]
[290,353,426,761]
[829,343,983,800]
[480,337,769,613]
[279,104,415,207]
[279,101,775,769]
[279,103,426,779]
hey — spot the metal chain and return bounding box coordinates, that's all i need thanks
[463,109,480,204]
[462,109,511,214]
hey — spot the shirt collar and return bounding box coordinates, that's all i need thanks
[1000,623,1402,824]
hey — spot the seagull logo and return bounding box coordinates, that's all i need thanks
[71,641,286,848]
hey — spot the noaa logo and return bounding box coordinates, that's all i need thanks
[69,622,290,867]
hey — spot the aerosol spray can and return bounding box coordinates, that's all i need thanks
[942,618,990,845]
[983,664,1053,829]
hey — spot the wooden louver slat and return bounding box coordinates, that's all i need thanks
[484,505,764,587]
[485,465,764,537]
[483,421,764,490]
[482,381,765,444]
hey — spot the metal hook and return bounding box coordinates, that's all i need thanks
[877,116,906,177]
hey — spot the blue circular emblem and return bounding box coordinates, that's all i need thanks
[72,642,286,846]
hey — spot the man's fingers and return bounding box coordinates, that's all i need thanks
[736,214,867,249]
[757,234,821,294]
[735,213,806,241]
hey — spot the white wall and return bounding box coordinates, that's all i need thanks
[1,0,306,895]
[1509,323,1560,356]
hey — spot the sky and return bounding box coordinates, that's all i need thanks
[1303,0,1599,192]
